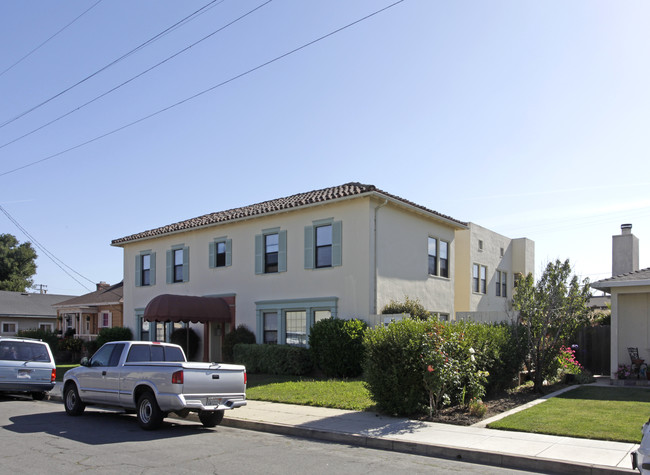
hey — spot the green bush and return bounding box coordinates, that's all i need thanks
[233,343,313,375]
[83,339,100,357]
[309,318,367,378]
[95,326,133,348]
[170,327,200,360]
[223,325,256,362]
[16,328,58,349]
[381,296,432,320]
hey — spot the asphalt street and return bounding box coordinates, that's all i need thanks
[0,395,542,474]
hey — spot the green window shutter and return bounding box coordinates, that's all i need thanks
[332,220,342,267]
[182,246,190,282]
[225,238,232,267]
[209,241,216,269]
[166,250,172,284]
[278,230,287,273]
[255,234,263,274]
[304,225,314,269]
[135,255,142,287]
[150,252,156,285]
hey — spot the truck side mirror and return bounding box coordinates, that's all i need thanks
[80,357,89,367]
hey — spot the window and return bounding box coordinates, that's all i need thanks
[478,240,484,251]
[2,322,17,334]
[428,237,450,277]
[315,225,332,268]
[314,310,331,323]
[89,343,124,367]
[285,311,307,347]
[473,264,487,294]
[255,230,287,274]
[265,233,279,273]
[39,323,53,332]
[305,220,342,269]
[99,312,112,328]
[210,238,232,268]
[263,312,278,344]
[135,251,156,287]
[496,271,507,297]
[166,245,189,283]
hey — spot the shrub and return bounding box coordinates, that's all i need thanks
[95,326,133,348]
[83,339,100,357]
[223,325,256,362]
[469,398,488,418]
[309,318,367,378]
[233,343,313,375]
[16,328,58,349]
[170,327,200,360]
[381,296,432,320]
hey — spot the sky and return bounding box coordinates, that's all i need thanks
[0,0,649,296]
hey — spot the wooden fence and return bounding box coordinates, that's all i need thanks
[575,325,610,375]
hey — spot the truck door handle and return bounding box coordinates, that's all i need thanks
[212,374,220,379]
[102,371,107,376]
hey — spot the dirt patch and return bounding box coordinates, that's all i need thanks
[423,383,569,426]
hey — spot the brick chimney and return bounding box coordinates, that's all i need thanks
[612,224,639,276]
[96,281,110,291]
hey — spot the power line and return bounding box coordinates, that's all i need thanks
[0,204,93,292]
[0,0,222,130]
[0,0,272,152]
[0,0,406,178]
[0,0,103,79]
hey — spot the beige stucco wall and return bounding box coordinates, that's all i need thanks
[613,288,650,373]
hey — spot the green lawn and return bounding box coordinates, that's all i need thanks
[487,386,650,443]
[55,364,78,381]
[246,373,375,411]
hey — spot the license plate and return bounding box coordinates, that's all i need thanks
[17,369,32,379]
[206,397,222,406]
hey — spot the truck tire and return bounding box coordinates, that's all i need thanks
[198,410,224,428]
[64,383,85,416]
[136,391,164,430]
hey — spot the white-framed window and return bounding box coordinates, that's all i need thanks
[39,322,53,332]
[209,237,232,269]
[255,229,287,274]
[428,237,449,278]
[99,311,112,328]
[135,250,156,287]
[496,270,507,297]
[166,244,189,283]
[473,264,487,294]
[2,322,17,334]
[285,311,307,347]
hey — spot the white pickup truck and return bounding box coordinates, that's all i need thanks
[62,341,246,430]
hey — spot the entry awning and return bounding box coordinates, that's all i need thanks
[143,294,231,324]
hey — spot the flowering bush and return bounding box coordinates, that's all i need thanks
[616,364,632,380]
[468,398,488,418]
[557,345,583,375]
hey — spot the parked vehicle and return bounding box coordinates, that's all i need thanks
[632,418,650,473]
[0,337,56,400]
[62,340,247,430]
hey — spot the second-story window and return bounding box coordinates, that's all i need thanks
[496,270,507,297]
[135,251,155,287]
[167,245,189,283]
[215,242,226,267]
[173,249,183,282]
[439,241,449,278]
[428,237,450,277]
[428,237,438,275]
[315,225,332,268]
[265,233,279,273]
[473,264,487,294]
[141,254,151,286]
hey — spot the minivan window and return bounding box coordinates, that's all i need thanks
[0,341,50,362]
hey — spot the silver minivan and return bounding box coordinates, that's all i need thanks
[0,337,56,400]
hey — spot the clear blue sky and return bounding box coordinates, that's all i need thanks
[1,0,648,296]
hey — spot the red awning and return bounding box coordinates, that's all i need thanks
[143,294,231,323]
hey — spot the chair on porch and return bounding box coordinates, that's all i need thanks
[628,347,645,378]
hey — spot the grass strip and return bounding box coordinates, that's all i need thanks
[488,386,650,443]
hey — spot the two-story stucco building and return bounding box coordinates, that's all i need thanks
[111,183,534,361]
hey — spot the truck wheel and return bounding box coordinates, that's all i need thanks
[137,391,164,430]
[32,391,47,401]
[64,384,85,416]
[198,410,224,428]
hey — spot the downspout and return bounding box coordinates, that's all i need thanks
[373,199,388,314]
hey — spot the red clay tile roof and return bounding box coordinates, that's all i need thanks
[111,182,467,246]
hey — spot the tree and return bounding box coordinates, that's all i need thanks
[0,234,37,292]
[512,259,591,392]
[381,296,432,320]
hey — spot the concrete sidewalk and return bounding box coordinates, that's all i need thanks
[50,382,638,474]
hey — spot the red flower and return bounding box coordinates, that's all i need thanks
[427,365,434,372]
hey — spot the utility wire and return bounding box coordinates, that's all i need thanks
[0,0,221,129]
[0,0,405,178]
[0,0,272,152]
[0,0,103,79]
[0,205,93,292]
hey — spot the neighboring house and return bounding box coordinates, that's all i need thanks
[592,224,649,379]
[455,222,534,323]
[0,290,76,336]
[111,182,534,361]
[52,282,124,341]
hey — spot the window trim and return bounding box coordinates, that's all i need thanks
[496,270,508,297]
[2,322,17,334]
[135,250,156,287]
[305,219,342,270]
[166,245,189,284]
[209,237,232,269]
[428,236,450,278]
[255,229,287,274]
[473,263,488,294]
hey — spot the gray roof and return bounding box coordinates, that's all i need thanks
[111,182,468,246]
[53,282,123,308]
[0,291,77,318]
[591,268,650,292]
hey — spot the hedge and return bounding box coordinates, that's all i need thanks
[233,343,313,375]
